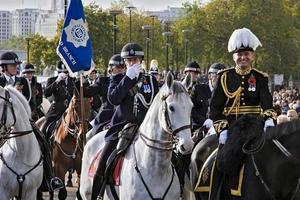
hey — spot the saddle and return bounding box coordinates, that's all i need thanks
[194,148,245,200]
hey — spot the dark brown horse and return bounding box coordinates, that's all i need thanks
[51,92,90,200]
[192,115,300,200]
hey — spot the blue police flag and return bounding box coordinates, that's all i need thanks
[57,0,93,73]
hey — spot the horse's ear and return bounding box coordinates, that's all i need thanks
[166,71,174,89]
[182,73,192,90]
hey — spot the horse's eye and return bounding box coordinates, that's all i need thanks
[169,106,175,112]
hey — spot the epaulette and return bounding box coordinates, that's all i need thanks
[217,67,235,75]
[252,68,269,77]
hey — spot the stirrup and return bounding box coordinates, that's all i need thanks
[50,177,64,191]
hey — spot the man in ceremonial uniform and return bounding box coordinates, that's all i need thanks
[92,43,159,199]
[209,28,277,199]
[22,63,43,121]
[41,61,75,140]
[0,51,30,99]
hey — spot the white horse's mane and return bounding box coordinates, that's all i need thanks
[3,85,31,119]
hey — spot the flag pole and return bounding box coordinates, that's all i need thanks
[79,71,87,145]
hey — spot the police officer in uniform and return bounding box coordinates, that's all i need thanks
[184,61,212,131]
[87,69,102,120]
[42,61,75,140]
[91,43,159,199]
[209,28,276,199]
[208,63,226,93]
[87,54,126,135]
[0,51,30,99]
[22,63,44,121]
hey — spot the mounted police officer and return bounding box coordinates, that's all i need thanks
[87,54,126,136]
[184,61,212,132]
[209,28,277,199]
[208,63,226,93]
[22,63,43,121]
[41,61,75,140]
[87,69,102,120]
[0,51,30,99]
[91,43,159,199]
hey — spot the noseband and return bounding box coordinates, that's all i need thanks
[0,89,32,148]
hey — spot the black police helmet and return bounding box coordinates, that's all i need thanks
[208,63,226,74]
[56,61,68,73]
[108,54,125,68]
[120,43,144,59]
[0,51,22,67]
[184,61,200,73]
[22,63,35,73]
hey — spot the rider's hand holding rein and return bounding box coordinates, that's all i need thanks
[264,118,275,132]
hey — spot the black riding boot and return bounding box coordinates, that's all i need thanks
[31,121,64,191]
[91,140,118,200]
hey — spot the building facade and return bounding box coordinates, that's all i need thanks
[0,11,12,44]
[12,8,40,37]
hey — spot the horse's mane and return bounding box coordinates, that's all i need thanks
[265,119,300,139]
[5,85,31,118]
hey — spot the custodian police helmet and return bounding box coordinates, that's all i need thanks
[120,43,144,59]
[0,51,22,67]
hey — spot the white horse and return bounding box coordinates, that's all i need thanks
[0,85,43,200]
[80,72,195,200]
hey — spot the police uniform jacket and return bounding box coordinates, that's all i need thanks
[190,81,211,127]
[0,74,30,100]
[105,73,158,141]
[210,67,276,134]
[87,77,102,112]
[84,76,114,128]
[44,76,75,118]
[25,76,43,114]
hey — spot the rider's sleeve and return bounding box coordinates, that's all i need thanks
[44,77,58,98]
[108,74,137,105]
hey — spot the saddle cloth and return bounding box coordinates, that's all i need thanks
[194,148,245,197]
[88,149,124,186]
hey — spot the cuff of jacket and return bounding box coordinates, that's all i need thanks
[213,119,229,135]
[263,109,277,121]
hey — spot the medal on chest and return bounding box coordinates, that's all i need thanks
[142,79,151,93]
[248,74,256,92]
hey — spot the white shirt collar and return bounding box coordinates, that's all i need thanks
[4,73,15,82]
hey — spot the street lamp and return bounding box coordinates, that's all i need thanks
[148,14,157,59]
[64,0,68,17]
[25,37,32,63]
[125,4,136,42]
[110,10,122,55]
[142,25,152,71]
[182,29,191,64]
[162,32,173,71]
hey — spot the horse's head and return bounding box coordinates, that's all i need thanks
[158,72,194,154]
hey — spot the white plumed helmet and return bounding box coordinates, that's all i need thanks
[228,27,262,53]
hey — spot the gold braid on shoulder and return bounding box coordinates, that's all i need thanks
[220,71,242,117]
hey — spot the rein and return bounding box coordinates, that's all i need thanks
[242,135,300,200]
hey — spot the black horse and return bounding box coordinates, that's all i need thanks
[192,115,300,200]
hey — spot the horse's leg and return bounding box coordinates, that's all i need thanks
[182,174,196,200]
[36,188,44,200]
[49,191,54,200]
[66,169,73,187]
[53,162,68,200]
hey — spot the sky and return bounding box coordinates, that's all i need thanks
[0,0,200,11]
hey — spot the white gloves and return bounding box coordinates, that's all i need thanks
[264,118,275,132]
[56,72,67,83]
[203,119,213,129]
[126,64,142,80]
[219,129,228,144]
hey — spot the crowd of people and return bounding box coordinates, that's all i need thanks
[0,27,299,199]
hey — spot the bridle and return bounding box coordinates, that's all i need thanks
[140,93,192,151]
[0,89,32,148]
[243,136,300,200]
[0,88,42,200]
